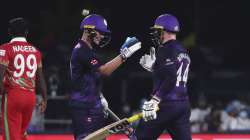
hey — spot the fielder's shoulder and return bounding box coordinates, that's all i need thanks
[0,43,10,49]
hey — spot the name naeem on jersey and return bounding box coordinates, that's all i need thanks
[12,45,37,52]
[0,45,37,57]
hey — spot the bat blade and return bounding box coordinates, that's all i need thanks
[82,113,143,140]
[82,119,127,140]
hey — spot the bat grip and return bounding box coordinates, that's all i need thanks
[127,107,159,123]
[127,113,143,123]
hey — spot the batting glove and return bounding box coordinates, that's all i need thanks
[139,47,156,72]
[100,93,109,118]
[142,96,160,121]
[120,37,141,61]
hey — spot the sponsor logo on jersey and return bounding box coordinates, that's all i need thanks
[0,49,6,56]
[87,117,92,122]
[90,59,98,65]
[165,58,174,65]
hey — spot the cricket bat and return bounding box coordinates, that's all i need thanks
[106,108,134,137]
[106,108,120,121]
[82,112,142,140]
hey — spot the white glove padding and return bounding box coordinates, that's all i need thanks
[100,93,109,110]
[100,93,109,118]
[142,98,159,122]
[139,47,156,72]
[120,37,141,60]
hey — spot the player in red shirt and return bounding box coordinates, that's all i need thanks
[0,18,47,140]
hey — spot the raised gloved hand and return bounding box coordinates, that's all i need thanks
[139,47,156,72]
[120,37,141,61]
[142,96,160,122]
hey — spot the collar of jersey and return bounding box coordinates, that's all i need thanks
[78,39,95,51]
[10,37,27,42]
[162,39,176,46]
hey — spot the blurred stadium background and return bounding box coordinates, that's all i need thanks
[0,0,250,139]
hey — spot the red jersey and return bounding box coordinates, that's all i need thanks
[0,37,42,92]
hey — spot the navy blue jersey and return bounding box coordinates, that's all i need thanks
[152,40,191,101]
[70,40,103,104]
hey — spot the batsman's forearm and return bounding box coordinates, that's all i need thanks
[99,55,123,76]
[36,68,47,101]
[0,75,4,94]
[39,75,47,101]
[0,80,4,95]
[0,65,7,94]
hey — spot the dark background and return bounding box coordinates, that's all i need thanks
[0,0,250,133]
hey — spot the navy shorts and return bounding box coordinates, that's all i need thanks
[69,102,105,140]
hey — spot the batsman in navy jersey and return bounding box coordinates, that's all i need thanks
[135,14,192,140]
[69,14,141,140]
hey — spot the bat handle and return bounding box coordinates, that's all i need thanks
[127,113,143,123]
[127,107,159,123]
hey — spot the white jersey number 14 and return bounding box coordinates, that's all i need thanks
[176,62,190,87]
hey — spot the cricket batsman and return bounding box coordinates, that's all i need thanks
[135,14,192,140]
[0,17,47,140]
[69,14,141,140]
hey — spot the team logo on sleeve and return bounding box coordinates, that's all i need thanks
[90,59,98,65]
[0,49,6,56]
[165,58,174,65]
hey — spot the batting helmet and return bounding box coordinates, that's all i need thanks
[152,14,180,33]
[80,14,111,33]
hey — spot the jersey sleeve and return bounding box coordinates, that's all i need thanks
[153,48,178,99]
[77,47,103,71]
[0,46,10,66]
[155,49,177,76]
